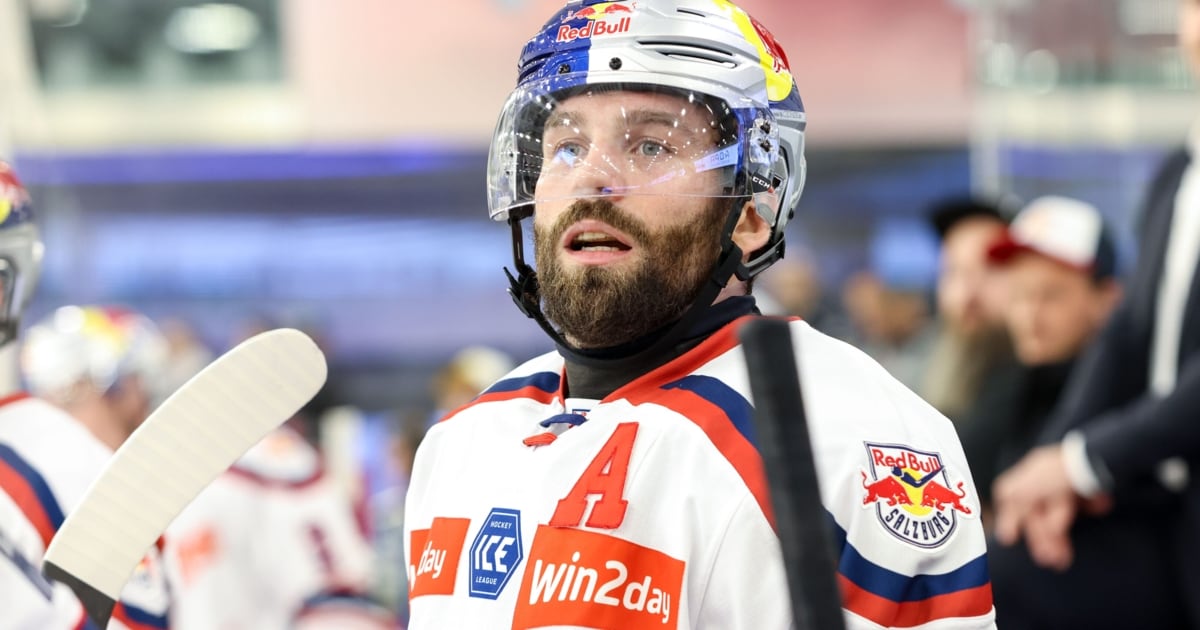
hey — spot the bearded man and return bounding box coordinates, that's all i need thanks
[403,2,995,628]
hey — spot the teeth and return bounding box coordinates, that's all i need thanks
[581,245,620,252]
[574,232,613,243]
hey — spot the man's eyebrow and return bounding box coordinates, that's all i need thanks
[624,109,682,128]
[544,107,699,135]
[545,109,584,130]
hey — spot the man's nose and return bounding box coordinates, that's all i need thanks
[571,143,627,199]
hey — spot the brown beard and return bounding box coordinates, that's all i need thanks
[534,197,730,349]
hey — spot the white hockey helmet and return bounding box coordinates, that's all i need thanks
[0,162,42,346]
[21,305,168,399]
[487,0,806,277]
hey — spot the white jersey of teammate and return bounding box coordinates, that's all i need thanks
[0,490,87,629]
[405,318,997,629]
[163,425,394,630]
[0,393,172,630]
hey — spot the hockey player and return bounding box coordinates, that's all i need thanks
[21,306,394,629]
[163,419,395,630]
[0,167,171,629]
[404,1,995,628]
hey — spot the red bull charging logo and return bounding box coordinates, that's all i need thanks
[860,443,974,549]
[558,2,634,43]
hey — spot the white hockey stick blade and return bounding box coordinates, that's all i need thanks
[42,328,327,626]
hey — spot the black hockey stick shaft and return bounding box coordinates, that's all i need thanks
[740,318,845,630]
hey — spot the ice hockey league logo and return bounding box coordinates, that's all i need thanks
[860,442,974,549]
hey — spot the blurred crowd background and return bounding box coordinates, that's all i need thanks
[0,0,1194,625]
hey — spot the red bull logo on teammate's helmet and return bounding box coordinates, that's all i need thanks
[860,442,975,549]
[558,2,634,43]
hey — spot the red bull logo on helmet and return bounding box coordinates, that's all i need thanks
[558,2,634,43]
[860,442,975,549]
[0,163,31,226]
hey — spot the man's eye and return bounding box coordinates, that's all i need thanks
[554,142,585,163]
[638,141,668,157]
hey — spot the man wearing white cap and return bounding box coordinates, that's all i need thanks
[969,198,1187,628]
[987,196,1122,371]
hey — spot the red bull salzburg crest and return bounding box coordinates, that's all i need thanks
[860,442,974,549]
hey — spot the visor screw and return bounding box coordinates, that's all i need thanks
[557,63,571,74]
[608,57,622,70]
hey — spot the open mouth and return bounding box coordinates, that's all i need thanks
[561,220,636,257]
[568,231,633,252]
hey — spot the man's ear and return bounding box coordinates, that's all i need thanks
[732,200,771,260]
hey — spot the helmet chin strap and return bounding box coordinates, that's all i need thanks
[504,201,748,368]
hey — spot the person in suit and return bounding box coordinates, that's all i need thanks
[993,4,1200,626]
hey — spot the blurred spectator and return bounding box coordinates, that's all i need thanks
[980,199,1187,629]
[993,5,1200,627]
[841,220,939,390]
[920,196,1020,424]
[962,197,1122,506]
[841,272,935,391]
[368,412,427,622]
[756,251,849,337]
[428,345,514,425]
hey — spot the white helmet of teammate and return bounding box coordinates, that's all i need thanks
[21,305,169,399]
[0,162,42,346]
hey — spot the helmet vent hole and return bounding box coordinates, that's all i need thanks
[660,52,736,68]
[638,41,737,69]
[676,8,707,18]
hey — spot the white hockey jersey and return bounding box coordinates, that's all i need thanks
[162,426,394,630]
[0,393,172,630]
[0,490,87,629]
[405,318,996,629]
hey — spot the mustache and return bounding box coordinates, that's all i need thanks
[546,198,651,246]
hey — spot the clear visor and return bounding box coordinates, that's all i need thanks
[487,81,779,220]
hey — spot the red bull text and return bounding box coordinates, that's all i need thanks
[556,17,632,43]
[860,443,974,549]
[558,2,634,43]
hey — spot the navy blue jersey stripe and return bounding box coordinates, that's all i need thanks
[827,511,990,602]
[662,374,756,447]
